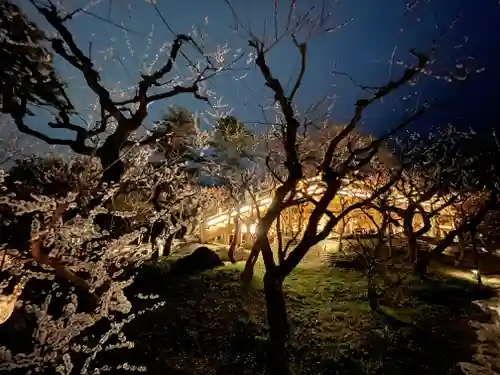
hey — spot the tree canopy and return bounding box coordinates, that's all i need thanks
[0,1,74,129]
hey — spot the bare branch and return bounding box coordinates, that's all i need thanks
[250,38,302,182]
[280,167,401,277]
[10,97,94,155]
[33,2,126,124]
[80,9,145,36]
[322,50,429,171]
[289,35,307,101]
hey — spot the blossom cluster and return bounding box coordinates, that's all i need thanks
[0,162,167,374]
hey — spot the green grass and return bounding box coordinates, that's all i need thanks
[91,259,493,375]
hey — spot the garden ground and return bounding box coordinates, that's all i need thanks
[93,254,497,375]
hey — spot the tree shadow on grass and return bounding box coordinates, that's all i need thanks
[94,263,494,375]
[361,275,493,375]
[285,268,495,375]
[95,264,269,375]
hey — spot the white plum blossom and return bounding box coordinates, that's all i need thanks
[0,159,172,374]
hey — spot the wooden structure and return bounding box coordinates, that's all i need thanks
[199,176,457,246]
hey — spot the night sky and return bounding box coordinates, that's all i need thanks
[14,0,500,143]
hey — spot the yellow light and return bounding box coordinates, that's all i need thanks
[206,215,227,226]
[249,224,256,234]
[260,197,272,205]
[306,185,318,194]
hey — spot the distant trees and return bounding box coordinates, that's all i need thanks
[416,127,500,277]
[206,115,261,261]
[365,126,471,275]
[149,107,203,167]
[136,106,208,253]
[351,125,500,287]
[211,116,255,160]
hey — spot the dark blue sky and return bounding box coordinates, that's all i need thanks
[16,0,500,142]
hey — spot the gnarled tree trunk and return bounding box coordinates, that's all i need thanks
[97,143,125,184]
[30,202,100,309]
[263,269,290,375]
[228,206,241,263]
[163,232,176,257]
[404,213,423,276]
[367,273,380,312]
[408,235,421,272]
[455,232,467,266]
[471,229,483,287]
[241,247,259,282]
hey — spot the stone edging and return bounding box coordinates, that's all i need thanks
[458,288,500,375]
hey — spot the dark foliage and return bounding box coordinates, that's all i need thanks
[0,1,73,125]
[168,247,224,277]
[92,212,133,238]
[3,156,84,199]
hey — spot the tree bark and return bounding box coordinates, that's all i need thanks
[241,247,259,282]
[407,233,428,278]
[455,232,467,267]
[414,255,428,278]
[30,237,99,309]
[367,273,379,312]
[241,215,278,283]
[419,194,496,276]
[387,222,393,262]
[408,236,420,271]
[338,217,346,252]
[276,214,285,264]
[163,232,176,257]
[404,216,422,275]
[228,208,241,264]
[471,230,483,287]
[97,145,125,184]
[263,269,290,375]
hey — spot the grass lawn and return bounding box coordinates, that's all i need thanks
[92,259,493,375]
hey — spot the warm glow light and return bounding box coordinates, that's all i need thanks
[471,269,480,281]
[337,189,370,198]
[206,215,227,226]
[241,224,247,233]
[307,185,322,194]
[203,175,456,236]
